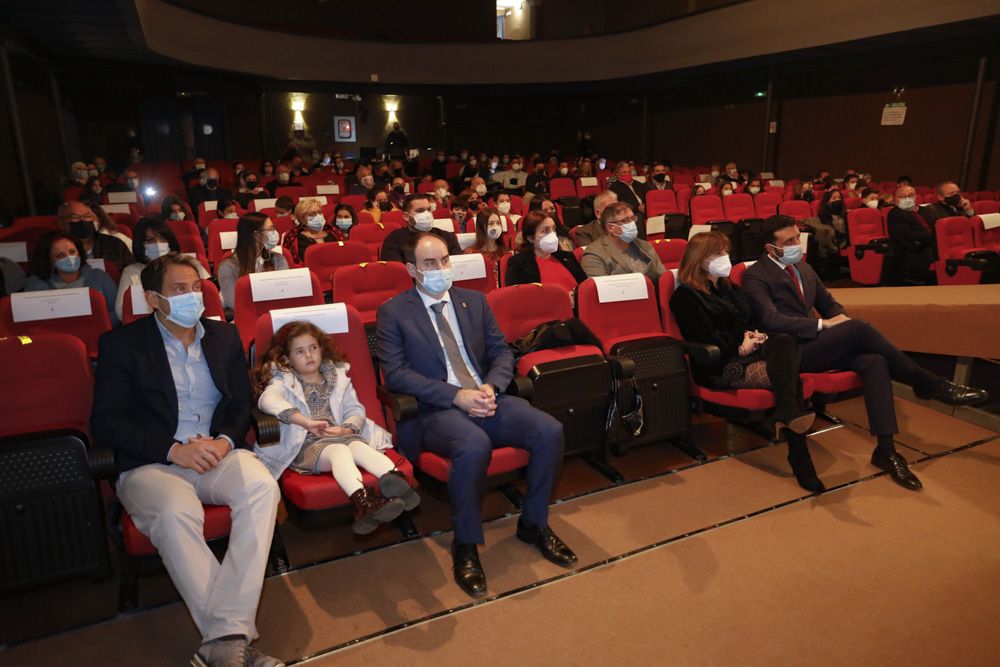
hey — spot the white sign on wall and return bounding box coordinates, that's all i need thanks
[881,102,907,126]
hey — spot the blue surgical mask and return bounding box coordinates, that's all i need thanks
[169,211,185,221]
[306,215,325,231]
[617,221,638,243]
[417,267,453,294]
[54,254,81,273]
[144,242,170,260]
[335,217,353,230]
[774,243,803,266]
[157,290,205,328]
[263,229,279,249]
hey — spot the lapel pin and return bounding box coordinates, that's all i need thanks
[461,302,467,309]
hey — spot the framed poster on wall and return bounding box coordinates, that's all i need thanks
[334,116,356,142]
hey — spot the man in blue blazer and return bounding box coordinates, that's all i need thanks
[91,253,282,667]
[377,232,577,597]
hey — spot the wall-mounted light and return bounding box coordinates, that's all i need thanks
[382,95,400,127]
[290,96,306,112]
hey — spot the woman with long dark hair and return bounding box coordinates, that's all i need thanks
[217,212,289,309]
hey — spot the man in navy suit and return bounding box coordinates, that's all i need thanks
[91,253,282,667]
[742,216,988,492]
[377,232,577,597]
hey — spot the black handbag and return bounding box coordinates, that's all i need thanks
[510,318,603,360]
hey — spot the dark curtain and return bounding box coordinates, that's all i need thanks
[192,101,231,160]
[138,100,185,162]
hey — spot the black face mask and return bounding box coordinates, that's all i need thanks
[246,179,258,188]
[378,201,392,212]
[206,178,218,188]
[944,194,962,208]
[69,220,94,240]
[393,185,405,194]
[392,168,403,177]
[652,173,667,183]
[829,201,843,213]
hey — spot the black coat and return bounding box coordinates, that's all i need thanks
[886,207,936,279]
[670,280,756,386]
[504,248,588,287]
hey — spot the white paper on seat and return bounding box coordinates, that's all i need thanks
[633,175,647,183]
[130,283,151,316]
[270,302,348,334]
[432,219,455,233]
[499,216,511,232]
[404,182,411,194]
[457,233,477,250]
[86,258,106,272]
[0,242,28,263]
[249,267,312,302]
[697,181,713,191]
[315,184,340,195]
[698,173,711,181]
[301,196,328,206]
[220,231,238,250]
[980,213,1000,230]
[670,267,679,284]
[579,176,598,187]
[450,253,487,281]
[592,273,648,303]
[202,200,218,211]
[206,315,223,321]
[799,232,810,255]
[101,203,131,215]
[107,191,137,204]
[11,288,92,322]
[768,180,785,187]
[743,260,757,268]
[253,198,277,210]
[645,215,665,235]
[760,172,775,179]
[688,224,713,240]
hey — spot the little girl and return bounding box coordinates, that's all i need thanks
[252,321,419,534]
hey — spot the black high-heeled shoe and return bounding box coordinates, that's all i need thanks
[786,433,826,493]
[772,410,816,439]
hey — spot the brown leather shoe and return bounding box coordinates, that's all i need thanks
[349,487,405,535]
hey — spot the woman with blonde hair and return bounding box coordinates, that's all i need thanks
[283,197,343,263]
[670,231,822,492]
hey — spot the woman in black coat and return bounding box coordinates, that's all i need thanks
[504,210,587,298]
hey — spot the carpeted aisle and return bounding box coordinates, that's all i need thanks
[311,439,1000,666]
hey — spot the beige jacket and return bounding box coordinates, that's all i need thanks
[581,234,666,281]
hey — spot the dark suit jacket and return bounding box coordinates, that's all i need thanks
[378,226,462,263]
[376,286,514,460]
[741,255,846,340]
[91,316,252,476]
[886,207,937,277]
[504,248,588,287]
[920,201,971,228]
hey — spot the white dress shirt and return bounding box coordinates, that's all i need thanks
[416,287,484,389]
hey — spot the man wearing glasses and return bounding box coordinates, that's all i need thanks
[580,201,666,280]
[57,201,135,275]
[379,193,463,263]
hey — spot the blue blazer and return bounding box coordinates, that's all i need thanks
[376,286,514,459]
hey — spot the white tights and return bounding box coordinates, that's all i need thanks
[315,441,395,496]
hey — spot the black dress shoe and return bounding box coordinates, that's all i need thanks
[451,542,487,597]
[871,451,923,491]
[516,520,578,567]
[787,437,826,494]
[914,380,989,407]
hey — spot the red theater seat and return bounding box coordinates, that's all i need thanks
[332,261,412,325]
[233,270,324,353]
[0,288,112,359]
[303,240,372,294]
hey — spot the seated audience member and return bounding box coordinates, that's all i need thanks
[377,233,577,597]
[91,252,282,667]
[718,181,736,198]
[609,161,647,216]
[79,176,105,207]
[921,181,975,227]
[348,166,375,195]
[745,177,764,196]
[380,193,462,263]
[886,185,936,285]
[182,156,207,184]
[289,155,310,178]
[58,201,134,275]
[331,204,357,238]
[430,151,448,180]
[670,231,820,491]
[449,194,473,233]
[433,180,452,209]
[330,154,347,175]
[860,188,882,209]
[24,231,119,325]
[577,158,595,179]
[581,202,665,281]
[160,195,196,224]
[573,190,617,246]
[66,161,90,189]
[897,175,913,188]
[505,210,587,295]
[494,192,520,224]
[842,173,862,197]
[648,162,673,191]
[92,206,132,249]
[878,191,896,208]
[116,216,210,320]
[235,171,269,209]
[792,179,815,202]
[524,159,550,203]
[525,198,573,250]
[741,216,989,490]
[259,160,276,179]
[274,195,294,219]
[469,176,489,201]
[388,176,409,210]
[492,156,527,195]
[0,256,25,297]
[216,197,240,221]
[282,199,343,264]
[458,157,488,187]
[190,167,231,210]
[691,184,708,198]
[803,189,848,278]
[364,188,396,224]
[464,208,509,288]
[218,213,290,309]
[555,160,572,178]
[266,164,301,197]
[252,321,418,534]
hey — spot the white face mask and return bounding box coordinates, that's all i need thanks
[278,173,290,183]
[169,211,185,221]
[412,210,435,232]
[722,189,733,197]
[538,231,559,254]
[497,201,511,214]
[436,187,448,199]
[511,163,522,172]
[475,184,487,196]
[704,254,732,278]
[487,223,502,240]
[559,167,569,176]
[864,199,879,208]
[710,170,720,178]
[896,197,916,210]
[748,186,761,194]
[222,212,238,219]
[144,242,170,260]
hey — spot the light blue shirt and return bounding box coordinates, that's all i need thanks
[416,287,484,389]
[154,315,234,452]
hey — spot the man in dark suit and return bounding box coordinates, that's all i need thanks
[886,184,936,285]
[91,253,282,667]
[379,193,462,263]
[377,232,577,597]
[921,181,976,227]
[742,216,988,491]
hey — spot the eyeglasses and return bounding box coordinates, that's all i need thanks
[608,216,637,226]
[63,214,96,222]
